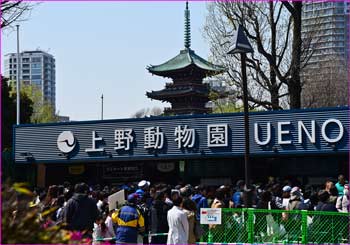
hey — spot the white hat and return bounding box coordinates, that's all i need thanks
[282,185,292,192]
[138,180,150,189]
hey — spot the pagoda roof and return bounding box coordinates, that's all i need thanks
[147,48,226,77]
[146,86,208,100]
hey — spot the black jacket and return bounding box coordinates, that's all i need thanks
[63,193,99,231]
[150,200,171,233]
[149,200,171,244]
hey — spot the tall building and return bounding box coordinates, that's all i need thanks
[302,1,349,66]
[4,50,56,110]
[301,1,349,107]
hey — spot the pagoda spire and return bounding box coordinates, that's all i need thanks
[184,1,191,49]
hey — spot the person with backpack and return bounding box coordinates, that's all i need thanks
[112,193,145,244]
[287,187,308,211]
[63,183,99,233]
[335,174,347,196]
[191,185,208,220]
[282,187,308,238]
[182,198,197,244]
[149,190,171,244]
[137,191,151,244]
[336,184,349,212]
[232,180,244,208]
[335,184,349,242]
[315,190,336,211]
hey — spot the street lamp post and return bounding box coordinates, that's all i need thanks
[101,94,104,120]
[228,25,254,207]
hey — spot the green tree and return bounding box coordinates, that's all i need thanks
[209,90,260,114]
[14,84,58,123]
[32,102,58,123]
[2,77,34,183]
[2,77,33,150]
[2,77,16,150]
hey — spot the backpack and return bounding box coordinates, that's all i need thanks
[232,192,242,208]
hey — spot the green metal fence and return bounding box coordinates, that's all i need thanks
[200,208,350,244]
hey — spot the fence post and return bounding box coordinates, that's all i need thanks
[301,210,308,244]
[208,229,213,244]
[247,208,254,243]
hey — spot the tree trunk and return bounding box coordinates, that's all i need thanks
[271,84,280,110]
[289,82,302,109]
[269,2,279,110]
[289,2,302,109]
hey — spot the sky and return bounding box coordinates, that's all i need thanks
[1,1,212,121]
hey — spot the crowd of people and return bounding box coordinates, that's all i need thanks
[28,174,349,244]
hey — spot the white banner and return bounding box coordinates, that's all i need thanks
[108,189,125,211]
[200,208,222,225]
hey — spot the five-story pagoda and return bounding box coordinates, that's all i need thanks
[146,2,226,115]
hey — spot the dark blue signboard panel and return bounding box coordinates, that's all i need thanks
[14,107,349,164]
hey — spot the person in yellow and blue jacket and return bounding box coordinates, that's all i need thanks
[112,193,144,243]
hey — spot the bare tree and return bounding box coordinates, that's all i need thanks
[302,56,348,108]
[150,107,163,116]
[131,107,163,118]
[1,1,37,30]
[204,2,314,110]
[281,1,303,109]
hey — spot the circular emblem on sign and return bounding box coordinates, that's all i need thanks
[157,162,175,172]
[57,131,76,153]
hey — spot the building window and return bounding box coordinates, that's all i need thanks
[336,2,344,7]
[22,75,30,80]
[323,2,331,8]
[31,57,41,62]
[305,4,312,11]
[336,23,344,28]
[22,64,30,68]
[22,58,30,63]
[336,8,344,14]
[31,63,41,69]
[31,68,42,74]
[335,16,344,21]
[31,75,41,79]
[22,69,30,74]
[32,80,42,86]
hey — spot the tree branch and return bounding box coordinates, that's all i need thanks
[281,1,295,15]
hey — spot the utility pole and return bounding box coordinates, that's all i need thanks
[16,25,21,125]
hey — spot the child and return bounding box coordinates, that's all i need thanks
[93,215,115,244]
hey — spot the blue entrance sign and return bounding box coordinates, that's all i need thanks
[14,107,349,163]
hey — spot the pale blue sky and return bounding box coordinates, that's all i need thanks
[2,1,211,121]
